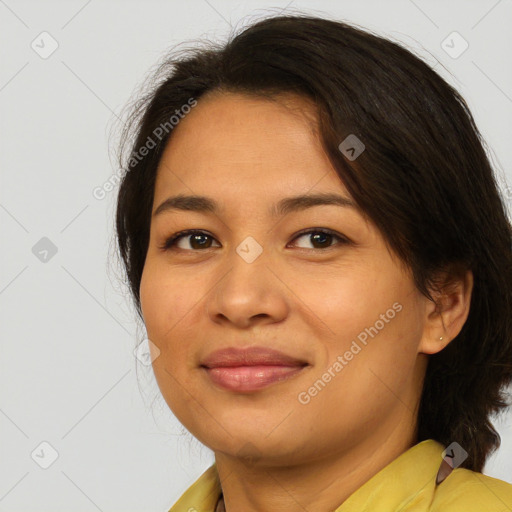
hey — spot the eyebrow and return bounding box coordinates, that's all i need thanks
[153,192,357,219]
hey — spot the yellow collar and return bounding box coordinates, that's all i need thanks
[168,439,512,511]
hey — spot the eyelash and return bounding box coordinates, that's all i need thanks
[158,228,350,252]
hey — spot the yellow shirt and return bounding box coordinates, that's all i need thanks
[168,439,512,511]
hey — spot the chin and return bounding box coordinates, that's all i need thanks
[191,424,308,466]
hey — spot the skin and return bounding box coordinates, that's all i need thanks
[139,90,473,512]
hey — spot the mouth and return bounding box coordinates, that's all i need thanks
[200,346,309,392]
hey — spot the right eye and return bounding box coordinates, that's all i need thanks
[159,229,221,251]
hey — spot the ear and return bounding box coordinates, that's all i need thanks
[418,268,473,355]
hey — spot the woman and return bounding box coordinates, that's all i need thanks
[114,13,512,511]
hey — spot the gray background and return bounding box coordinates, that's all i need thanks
[1,0,511,510]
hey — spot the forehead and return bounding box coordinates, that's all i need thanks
[153,91,350,201]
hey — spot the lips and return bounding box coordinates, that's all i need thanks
[200,346,308,392]
[201,346,307,368]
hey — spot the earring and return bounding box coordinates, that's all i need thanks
[439,336,444,341]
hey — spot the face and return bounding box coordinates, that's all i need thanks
[139,91,430,466]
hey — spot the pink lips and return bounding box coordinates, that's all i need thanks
[200,346,308,392]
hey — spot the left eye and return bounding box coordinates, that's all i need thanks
[159,228,349,251]
[289,229,348,249]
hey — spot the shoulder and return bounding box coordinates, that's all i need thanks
[431,469,512,511]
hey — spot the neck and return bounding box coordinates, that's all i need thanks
[214,415,418,512]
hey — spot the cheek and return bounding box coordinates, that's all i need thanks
[287,263,393,340]
[140,261,204,340]
[331,299,421,400]
[139,263,203,415]
[139,261,216,394]
[299,307,422,444]
[296,267,421,400]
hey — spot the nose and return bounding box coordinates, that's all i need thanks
[206,244,289,329]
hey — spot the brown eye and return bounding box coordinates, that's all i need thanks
[160,230,220,251]
[289,229,349,250]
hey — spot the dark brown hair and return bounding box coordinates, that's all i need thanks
[114,13,512,472]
